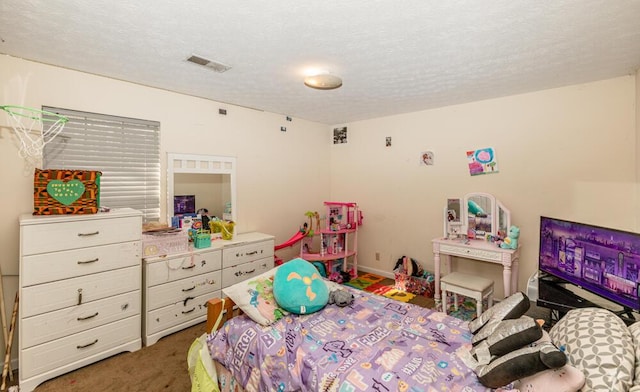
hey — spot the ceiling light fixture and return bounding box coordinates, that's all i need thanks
[304,72,342,90]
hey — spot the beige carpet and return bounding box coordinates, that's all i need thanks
[9,322,205,392]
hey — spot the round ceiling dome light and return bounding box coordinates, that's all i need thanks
[304,73,342,90]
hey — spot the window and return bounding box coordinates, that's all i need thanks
[42,107,160,222]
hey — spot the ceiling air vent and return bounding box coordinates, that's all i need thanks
[187,54,232,73]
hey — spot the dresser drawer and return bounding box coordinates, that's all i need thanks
[22,241,141,286]
[147,270,221,311]
[20,315,140,380]
[146,290,220,335]
[22,266,140,318]
[146,249,221,286]
[21,290,140,349]
[222,240,274,268]
[222,256,274,288]
[438,243,504,262]
[21,215,142,256]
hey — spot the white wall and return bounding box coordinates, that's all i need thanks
[330,76,638,299]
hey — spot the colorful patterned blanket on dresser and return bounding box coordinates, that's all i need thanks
[207,286,497,391]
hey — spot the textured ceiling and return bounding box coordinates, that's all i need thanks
[1,1,640,125]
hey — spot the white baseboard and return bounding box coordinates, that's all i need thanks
[357,265,394,279]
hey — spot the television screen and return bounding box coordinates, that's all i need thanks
[539,216,640,311]
[174,195,196,215]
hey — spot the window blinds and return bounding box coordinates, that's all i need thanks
[42,107,160,222]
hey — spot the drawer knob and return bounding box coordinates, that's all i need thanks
[246,251,258,256]
[77,231,100,237]
[77,312,99,321]
[182,264,196,270]
[182,307,195,314]
[182,285,196,292]
[77,339,98,349]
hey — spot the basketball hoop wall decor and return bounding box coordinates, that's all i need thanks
[0,105,68,159]
[33,169,101,215]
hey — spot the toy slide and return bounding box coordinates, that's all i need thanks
[275,231,305,251]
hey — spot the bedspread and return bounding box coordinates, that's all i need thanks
[207,287,492,392]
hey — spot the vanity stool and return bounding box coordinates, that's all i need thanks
[440,272,494,318]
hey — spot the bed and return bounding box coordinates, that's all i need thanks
[191,258,583,392]
[200,279,500,392]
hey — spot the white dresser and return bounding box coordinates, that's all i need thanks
[19,208,143,392]
[143,231,274,346]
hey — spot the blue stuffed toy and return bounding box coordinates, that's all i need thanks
[500,225,520,249]
[273,258,329,314]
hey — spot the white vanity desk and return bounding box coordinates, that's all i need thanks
[432,237,520,302]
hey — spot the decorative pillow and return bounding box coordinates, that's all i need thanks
[469,292,530,337]
[549,307,634,392]
[514,365,585,392]
[471,316,543,364]
[475,341,567,388]
[273,258,329,314]
[222,265,288,326]
[627,321,640,390]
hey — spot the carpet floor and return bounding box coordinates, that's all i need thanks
[8,321,204,392]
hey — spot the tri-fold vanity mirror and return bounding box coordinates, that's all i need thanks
[445,192,510,240]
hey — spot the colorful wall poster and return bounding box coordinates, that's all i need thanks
[467,147,498,176]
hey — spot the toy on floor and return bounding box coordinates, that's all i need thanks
[500,225,520,249]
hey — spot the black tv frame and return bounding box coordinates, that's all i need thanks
[537,216,640,324]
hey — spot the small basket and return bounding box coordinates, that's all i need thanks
[194,230,211,249]
[143,230,189,257]
[209,220,235,240]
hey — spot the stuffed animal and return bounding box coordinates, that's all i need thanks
[273,258,329,314]
[328,289,354,307]
[467,292,570,389]
[513,326,586,392]
[500,225,520,249]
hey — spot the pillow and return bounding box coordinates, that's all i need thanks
[273,258,329,314]
[469,291,530,337]
[549,307,635,392]
[514,365,585,392]
[475,341,567,388]
[222,264,288,326]
[629,322,640,390]
[470,316,543,364]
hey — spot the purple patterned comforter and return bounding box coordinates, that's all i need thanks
[207,287,492,391]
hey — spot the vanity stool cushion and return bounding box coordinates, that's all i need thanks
[549,307,635,392]
[441,272,494,317]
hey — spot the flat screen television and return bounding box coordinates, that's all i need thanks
[174,195,196,215]
[539,216,640,311]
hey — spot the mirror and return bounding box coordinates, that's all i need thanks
[465,193,495,239]
[496,200,511,238]
[166,153,237,226]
